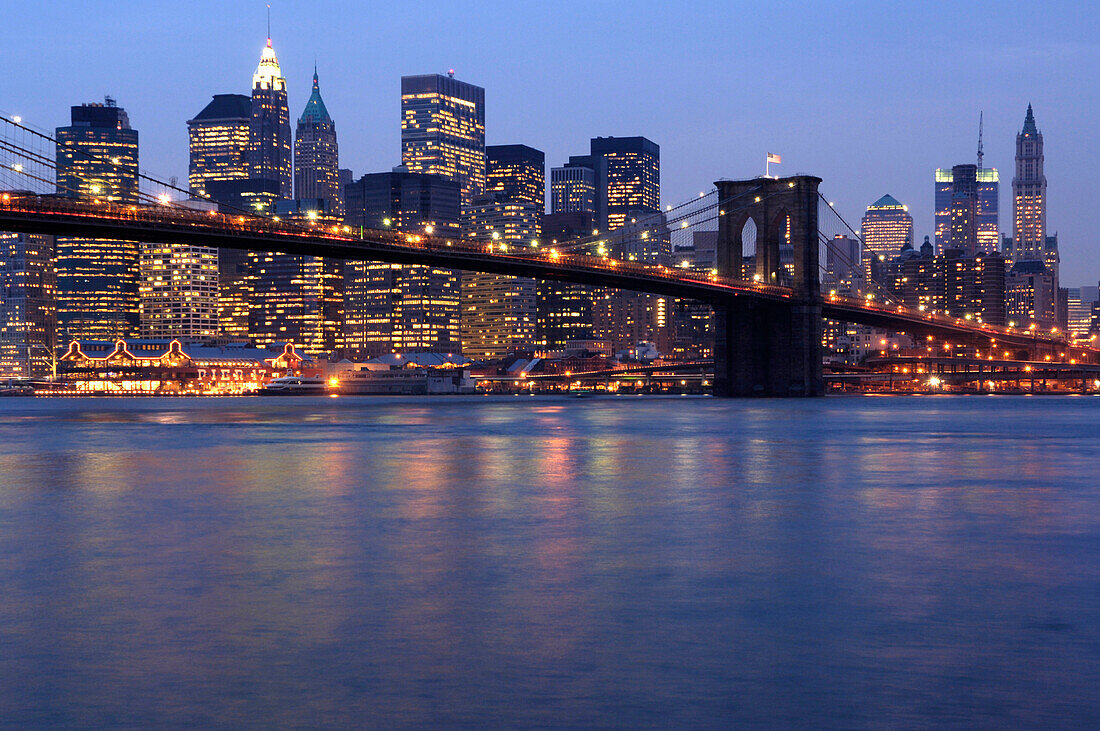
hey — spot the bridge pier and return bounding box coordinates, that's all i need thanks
[712,176,824,397]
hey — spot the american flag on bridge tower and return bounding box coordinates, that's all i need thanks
[767,153,781,164]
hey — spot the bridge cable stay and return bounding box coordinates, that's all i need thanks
[817,191,906,304]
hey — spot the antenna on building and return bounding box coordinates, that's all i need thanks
[977,111,984,170]
[267,3,271,40]
[104,95,116,108]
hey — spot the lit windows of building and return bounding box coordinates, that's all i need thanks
[0,232,56,378]
[294,68,342,213]
[343,170,462,359]
[400,73,485,210]
[934,165,999,254]
[55,99,141,341]
[249,37,292,199]
[550,164,596,214]
[187,94,251,199]
[589,136,660,232]
[860,194,912,284]
[537,212,597,352]
[1007,260,1057,328]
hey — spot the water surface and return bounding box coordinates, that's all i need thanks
[0,395,1097,726]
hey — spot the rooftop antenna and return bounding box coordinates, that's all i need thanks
[267,4,271,40]
[977,111,984,170]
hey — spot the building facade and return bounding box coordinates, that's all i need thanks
[889,247,1006,325]
[294,68,342,213]
[588,136,660,232]
[55,100,141,341]
[0,232,56,378]
[550,163,596,214]
[343,170,463,358]
[1006,259,1057,328]
[934,165,999,253]
[1005,104,1060,283]
[400,73,486,210]
[860,194,913,284]
[187,93,251,200]
[249,37,292,199]
[537,212,597,351]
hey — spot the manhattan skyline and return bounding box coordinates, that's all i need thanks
[4,1,1098,280]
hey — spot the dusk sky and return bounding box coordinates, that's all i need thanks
[5,1,1098,282]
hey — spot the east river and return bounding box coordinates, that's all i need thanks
[0,395,1096,726]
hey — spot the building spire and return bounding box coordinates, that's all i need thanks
[1022,103,1038,135]
[267,3,271,43]
[977,111,984,169]
[299,65,332,124]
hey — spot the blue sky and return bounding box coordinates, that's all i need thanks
[4,0,1098,282]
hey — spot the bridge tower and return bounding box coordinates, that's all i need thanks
[713,175,823,397]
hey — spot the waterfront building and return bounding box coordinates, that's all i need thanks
[342,169,462,358]
[187,93,251,200]
[859,194,912,284]
[55,338,310,395]
[55,100,141,341]
[139,200,219,339]
[247,199,344,356]
[400,72,486,209]
[249,36,292,199]
[1006,260,1057,327]
[461,145,544,360]
[934,165,999,254]
[294,68,342,213]
[0,232,56,378]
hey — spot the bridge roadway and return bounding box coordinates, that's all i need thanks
[0,193,1095,360]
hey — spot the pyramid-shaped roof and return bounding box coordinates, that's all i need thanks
[869,194,905,210]
[299,69,332,125]
[1022,103,1038,135]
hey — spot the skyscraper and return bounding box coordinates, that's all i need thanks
[935,165,999,253]
[400,73,486,209]
[1006,104,1059,280]
[860,194,913,283]
[343,169,462,358]
[460,145,544,360]
[0,232,56,378]
[550,163,596,214]
[55,100,141,341]
[294,68,341,213]
[537,212,598,351]
[249,37,292,199]
[588,136,660,232]
[187,94,251,199]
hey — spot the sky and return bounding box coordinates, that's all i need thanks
[3,0,1098,283]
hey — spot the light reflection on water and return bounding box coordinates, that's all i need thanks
[0,395,1097,726]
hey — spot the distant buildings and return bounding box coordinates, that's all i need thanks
[561,137,660,232]
[0,232,56,378]
[860,194,912,283]
[248,36,292,199]
[400,73,486,210]
[537,212,598,352]
[1006,259,1057,327]
[187,93,251,199]
[343,169,463,358]
[889,246,1006,325]
[294,68,341,213]
[461,145,543,360]
[55,100,141,341]
[934,165,999,254]
[550,164,596,214]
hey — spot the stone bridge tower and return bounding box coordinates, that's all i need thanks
[712,175,823,397]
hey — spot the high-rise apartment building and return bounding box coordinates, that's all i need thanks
[187,94,251,199]
[400,73,486,209]
[343,169,462,358]
[0,232,56,378]
[935,165,999,253]
[294,68,341,213]
[249,37,292,199]
[55,100,141,341]
[459,145,544,360]
[860,194,913,283]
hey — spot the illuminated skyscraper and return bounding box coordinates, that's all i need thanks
[860,194,913,282]
[343,170,462,358]
[249,37,292,199]
[1004,104,1059,281]
[0,232,56,378]
[187,94,251,199]
[294,68,341,213]
[935,166,999,253]
[589,136,660,232]
[460,145,543,360]
[400,73,485,209]
[550,163,596,214]
[55,100,141,340]
[537,212,597,351]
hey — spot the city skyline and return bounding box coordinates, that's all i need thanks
[4,2,1097,283]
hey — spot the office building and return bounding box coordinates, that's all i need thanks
[400,73,486,209]
[294,68,342,213]
[860,194,913,283]
[934,165,999,253]
[249,36,292,199]
[1006,260,1057,327]
[1005,104,1059,282]
[0,232,56,378]
[537,212,597,352]
[577,136,660,232]
[889,246,1006,325]
[55,100,141,341]
[461,145,544,360]
[187,93,251,199]
[139,199,220,339]
[550,163,596,214]
[343,169,462,358]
